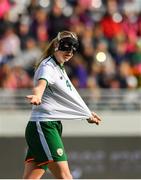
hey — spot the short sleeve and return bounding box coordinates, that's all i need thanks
[35,63,55,85]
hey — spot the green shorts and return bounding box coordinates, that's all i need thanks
[25,121,67,170]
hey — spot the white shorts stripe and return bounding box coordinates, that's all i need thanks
[36,121,53,161]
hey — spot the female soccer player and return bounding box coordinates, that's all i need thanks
[23,31,101,179]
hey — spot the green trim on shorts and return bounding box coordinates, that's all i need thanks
[25,121,67,170]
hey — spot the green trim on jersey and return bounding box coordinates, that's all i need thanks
[52,55,65,71]
[38,78,53,93]
[38,78,48,86]
[59,64,65,71]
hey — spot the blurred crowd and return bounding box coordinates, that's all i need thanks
[0,0,141,90]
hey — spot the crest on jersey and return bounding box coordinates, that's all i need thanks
[57,148,63,156]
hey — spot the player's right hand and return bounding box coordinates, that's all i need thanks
[87,112,101,125]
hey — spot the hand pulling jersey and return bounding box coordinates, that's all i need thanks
[30,56,92,121]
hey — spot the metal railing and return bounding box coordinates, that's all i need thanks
[0,88,141,111]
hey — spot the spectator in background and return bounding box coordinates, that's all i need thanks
[100,0,123,40]
[121,0,141,55]
[0,64,33,89]
[0,64,18,89]
[0,0,11,19]
[10,66,33,88]
[0,0,12,38]
[138,12,141,36]
[95,39,116,75]
[27,0,40,17]
[131,39,141,85]
[93,22,106,48]
[2,25,21,58]
[93,39,116,88]
[9,37,42,78]
[70,0,93,27]
[0,39,10,65]
[80,25,95,70]
[16,16,31,50]
[119,61,137,88]
[110,32,129,66]
[69,54,88,88]
[48,0,69,39]
[30,7,49,42]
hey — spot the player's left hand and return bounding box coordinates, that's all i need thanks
[87,112,101,125]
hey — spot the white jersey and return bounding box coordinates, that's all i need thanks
[30,56,92,121]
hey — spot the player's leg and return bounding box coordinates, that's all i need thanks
[23,161,45,179]
[48,161,72,179]
[23,161,72,179]
[23,121,48,179]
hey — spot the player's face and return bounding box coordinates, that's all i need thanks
[55,36,78,63]
[55,50,73,63]
[62,50,73,61]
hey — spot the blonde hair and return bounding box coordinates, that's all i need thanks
[35,31,78,70]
